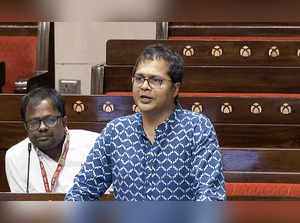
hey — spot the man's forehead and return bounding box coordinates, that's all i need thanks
[136,59,169,71]
[138,58,168,66]
[26,98,59,116]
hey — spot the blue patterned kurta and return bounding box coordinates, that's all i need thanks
[65,105,226,201]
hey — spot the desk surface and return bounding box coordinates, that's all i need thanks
[0,192,114,201]
[0,200,300,223]
[1,192,300,201]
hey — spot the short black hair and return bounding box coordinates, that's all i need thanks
[132,43,184,83]
[20,87,65,121]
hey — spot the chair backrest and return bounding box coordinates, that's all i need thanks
[0,61,5,93]
[0,22,54,93]
[93,39,300,94]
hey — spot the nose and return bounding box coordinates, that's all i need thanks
[39,120,48,131]
[140,79,151,89]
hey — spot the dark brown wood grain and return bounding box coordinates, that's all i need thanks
[225,172,300,183]
[1,192,299,201]
[106,39,300,66]
[0,22,38,36]
[0,151,9,191]
[216,124,300,149]
[104,65,300,93]
[222,149,300,172]
[179,97,300,124]
[0,192,66,201]
[168,22,300,37]
[0,192,113,201]
[2,94,300,195]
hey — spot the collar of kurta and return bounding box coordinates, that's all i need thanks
[135,104,183,139]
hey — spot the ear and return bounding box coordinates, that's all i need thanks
[173,82,181,98]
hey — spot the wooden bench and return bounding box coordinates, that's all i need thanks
[89,38,300,199]
[2,94,300,200]
[91,39,300,94]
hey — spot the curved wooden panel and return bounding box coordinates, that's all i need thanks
[216,124,300,148]
[107,39,300,66]
[223,149,300,172]
[225,172,300,183]
[104,65,300,93]
[168,22,300,37]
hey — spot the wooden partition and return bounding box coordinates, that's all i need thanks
[91,39,300,94]
[167,22,300,37]
[2,94,300,200]
[0,192,113,201]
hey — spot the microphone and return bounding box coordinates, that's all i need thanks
[26,143,32,193]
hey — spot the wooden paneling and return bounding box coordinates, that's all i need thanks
[168,22,300,37]
[0,22,38,36]
[223,149,300,172]
[64,95,135,122]
[2,94,299,124]
[2,95,300,193]
[0,193,65,201]
[47,95,300,124]
[104,65,300,93]
[0,193,114,201]
[216,124,300,149]
[225,172,300,183]
[180,96,300,124]
[0,95,23,120]
[0,122,26,148]
[106,39,300,66]
[104,66,132,92]
[0,151,9,191]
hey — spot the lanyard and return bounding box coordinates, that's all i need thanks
[34,128,70,192]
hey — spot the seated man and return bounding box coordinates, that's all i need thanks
[66,44,226,201]
[5,87,99,193]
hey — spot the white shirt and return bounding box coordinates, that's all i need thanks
[5,129,99,193]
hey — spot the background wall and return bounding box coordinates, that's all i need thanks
[55,22,156,95]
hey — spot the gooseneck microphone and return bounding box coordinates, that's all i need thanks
[26,142,32,193]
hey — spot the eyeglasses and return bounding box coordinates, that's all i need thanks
[132,75,172,89]
[25,115,62,131]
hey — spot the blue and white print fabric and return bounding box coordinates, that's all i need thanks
[65,104,226,201]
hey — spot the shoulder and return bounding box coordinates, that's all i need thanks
[68,129,99,139]
[177,108,214,127]
[6,138,30,161]
[68,129,99,147]
[106,113,141,129]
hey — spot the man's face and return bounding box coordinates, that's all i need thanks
[24,98,66,152]
[132,59,180,115]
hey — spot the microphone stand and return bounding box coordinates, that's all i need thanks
[26,143,32,193]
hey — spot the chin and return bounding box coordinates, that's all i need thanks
[35,142,53,151]
[136,103,155,113]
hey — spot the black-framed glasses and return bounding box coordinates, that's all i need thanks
[25,115,62,131]
[132,75,172,89]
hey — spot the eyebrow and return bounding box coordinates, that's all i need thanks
[134,73,163,79]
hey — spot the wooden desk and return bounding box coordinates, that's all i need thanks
[1,192,300,201]
[0,192,114,201]
[2,94,300,199]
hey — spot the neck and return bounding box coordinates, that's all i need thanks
[47,146,63,162]
[142,104,175,143]
[39,140,64,162]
